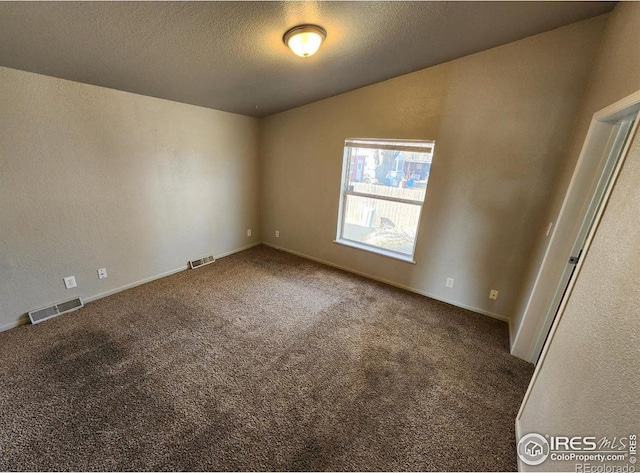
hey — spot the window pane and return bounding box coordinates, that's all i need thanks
[346,147,431,203]
[341,195,421,256]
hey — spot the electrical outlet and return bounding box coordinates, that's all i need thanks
[97,268,108,279]
[489,289,499,300]
[247,229,252,237]
[275,230,280,238]
[63,276,77,289]
[446,278,454,288]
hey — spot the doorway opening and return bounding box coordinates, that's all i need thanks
[532,116,636,362]
[512,91,640,364]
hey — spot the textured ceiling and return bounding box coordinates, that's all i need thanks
[0,1,614,117]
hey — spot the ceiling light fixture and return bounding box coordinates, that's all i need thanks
[283,24,327,58]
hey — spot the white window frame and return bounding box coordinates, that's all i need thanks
[334,138,434,263]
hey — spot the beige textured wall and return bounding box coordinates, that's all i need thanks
[0,66,260,331]
[517,128,640,472]
[511,2,640,359]
[517,3,640,468]
[260,17,606,320]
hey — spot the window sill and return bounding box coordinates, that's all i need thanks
[333,239,417,264]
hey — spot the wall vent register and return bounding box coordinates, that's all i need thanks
[189,255,215,269]
[28,298,83,324]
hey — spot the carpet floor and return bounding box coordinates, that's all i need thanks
[0,245,533,471]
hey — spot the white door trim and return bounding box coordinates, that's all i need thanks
[528,117,634,361]
[511,89,640,362]
[516,89,640,437]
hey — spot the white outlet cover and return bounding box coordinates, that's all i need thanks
[275,230,280,237]
[446,278,454,288]
[247,229,252,237]
[63,276,77,289]
[98,268,108,279]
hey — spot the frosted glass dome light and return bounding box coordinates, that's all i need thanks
[283,25,327,58]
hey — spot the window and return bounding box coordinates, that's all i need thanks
[335,138,434,262]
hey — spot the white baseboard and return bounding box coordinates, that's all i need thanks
[0,242,262,333]
[0,314,30,333]
[84,242,261,304]
[83,265,190,304]
[2,241,507,333]
[515,418,524,471]
[262,242,511,324]
[214,242,261,260]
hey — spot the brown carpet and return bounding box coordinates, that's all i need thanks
[0,245,533,471]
